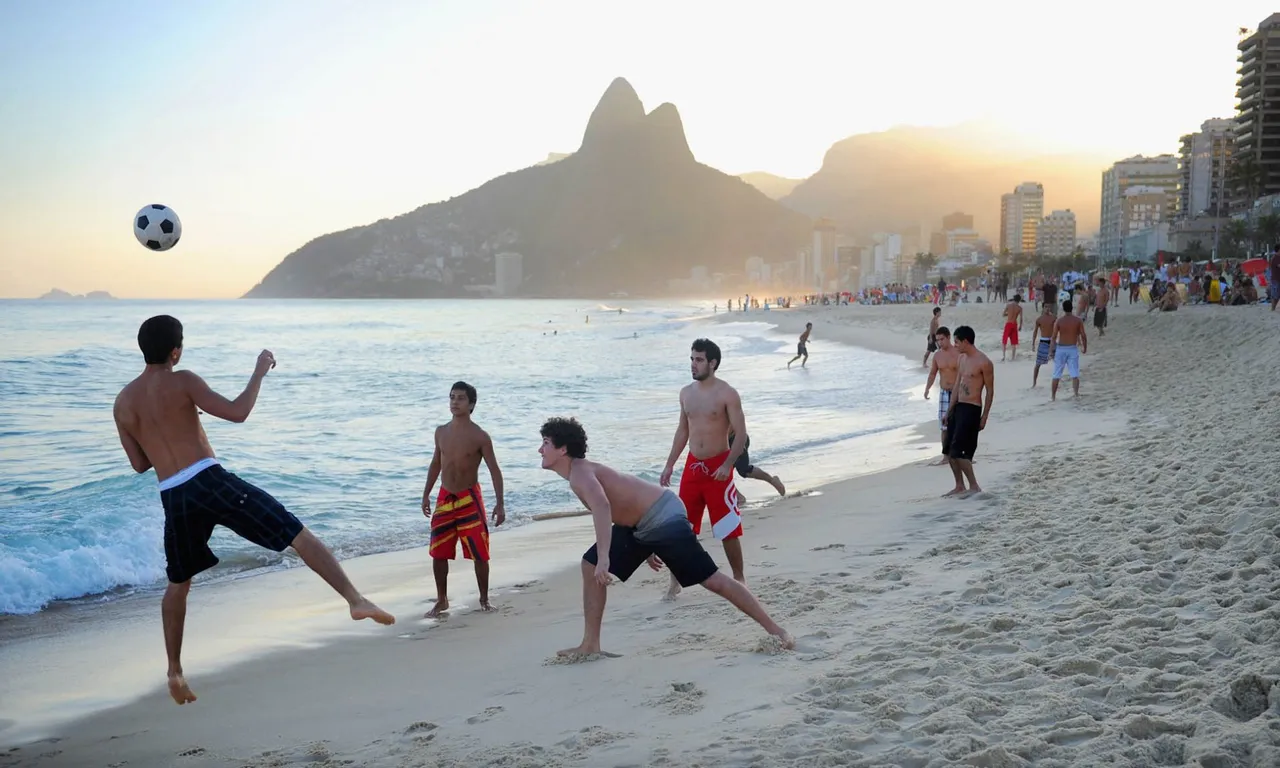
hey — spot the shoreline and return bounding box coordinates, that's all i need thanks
[8,300,1279,766]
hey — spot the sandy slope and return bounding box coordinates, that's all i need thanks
[6,300,1280,768]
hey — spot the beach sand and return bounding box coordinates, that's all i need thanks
[5,299,1280,767]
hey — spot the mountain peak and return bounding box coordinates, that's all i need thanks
[580,77,646,152]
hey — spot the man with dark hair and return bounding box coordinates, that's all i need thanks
[923,307,942,367]
[538,417,793,657]
[923,326,959,464]
[660,339,750,597]
[787,323,813,368]
[1049,299,1087,401]
[421,381,506,617]
[941,325,993,498]
[1000,294,1023,361]
[113,316,394,706]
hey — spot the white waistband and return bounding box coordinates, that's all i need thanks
[158,458,221,491]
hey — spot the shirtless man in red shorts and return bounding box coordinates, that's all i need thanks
[421,381,506,617]
[660,338,748,599]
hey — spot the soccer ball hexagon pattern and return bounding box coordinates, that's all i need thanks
[133,204,182,252]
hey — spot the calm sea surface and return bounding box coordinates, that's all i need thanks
[0,299,927,615]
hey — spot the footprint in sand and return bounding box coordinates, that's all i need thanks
[811,543,845,552]
[467,706,505,724]
[177,747,206,757]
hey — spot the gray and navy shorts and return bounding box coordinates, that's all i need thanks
[160,461,304,583]
[583,490,718,588]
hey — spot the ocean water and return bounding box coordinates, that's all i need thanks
[0,299,927,615]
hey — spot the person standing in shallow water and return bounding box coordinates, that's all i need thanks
[538,416,794,658]
[112,315,395,706]
[421,381,506,617]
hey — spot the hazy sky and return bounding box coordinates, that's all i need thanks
[0,0,1269,298]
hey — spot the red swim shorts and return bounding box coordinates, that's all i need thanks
[678,450,743,540]
[429,485,490,561]
[1002,322,1019,346]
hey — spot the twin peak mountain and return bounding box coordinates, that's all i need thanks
[245,78,811,298]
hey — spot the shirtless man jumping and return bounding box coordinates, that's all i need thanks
[539,417,793,657]
[1049,299,1088,401]
[421,381,506,617]
[661,338,748,597]
[941,325,994,498]
[1030,303,1057,388]
[923,326,960,465]
[112,316,394,706]
[1001,294,1023,361]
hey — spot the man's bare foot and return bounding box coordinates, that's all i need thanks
[351,598,396,625]
[958,488,981,499]
[168,674,198,705]
[942,488,966,497]
[663,582,682,601]
[424,598,449,618]
[770,476,786,496]
[557,642,602,657]
[479,599,496,612]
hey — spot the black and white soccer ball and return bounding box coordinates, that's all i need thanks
[133,204,182,252]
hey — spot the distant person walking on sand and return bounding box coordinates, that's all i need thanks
[923,307,942,367]
[1270,245,1280,311]
[112,316,394,705]
[1050,299,1087,401]
[728,429,786,499]
[788,323,812,369]
[1042,280,1059,316]
[1031,303,1056,388]
[923,326,960,465]
[1001,295,1023,361]
[421,381,506,617]
[1129,266,1142,304]
[538,417,794,658]
[1093,276,1110,336]
[941,325,993,498]
[661,339,750,595]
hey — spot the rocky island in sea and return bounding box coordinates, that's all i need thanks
[38,289,116,300]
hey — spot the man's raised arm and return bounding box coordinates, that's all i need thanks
[181,350,275,424]
[660,391,689,487]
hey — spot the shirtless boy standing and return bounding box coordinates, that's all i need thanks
[421,381,506,616]
[941,325,994,498]
[112,316,394,705]
[1093,277,1110,336]
[1031,304,1057,388]
[923,326,960,464]
[787,323,813,369]
[539,417,793,657]
[661,339,748,596]
[923,307,942,368]
[1050,300,1088,401]
[1001,295,1023,361]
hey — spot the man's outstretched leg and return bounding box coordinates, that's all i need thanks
[427,558,449,617]
[698,572,794,648]
[559,560,608,656]
[162,581,197,705]
[747,466,786,496]
[290,528,395,625]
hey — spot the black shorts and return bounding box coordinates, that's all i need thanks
[160,464,304,583]
[945,402,982,461]
[927,336,938,353]
[1093,308,1107,328]
[797,342,807,356]
[732,435,754,478]
[582,493,718,588]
